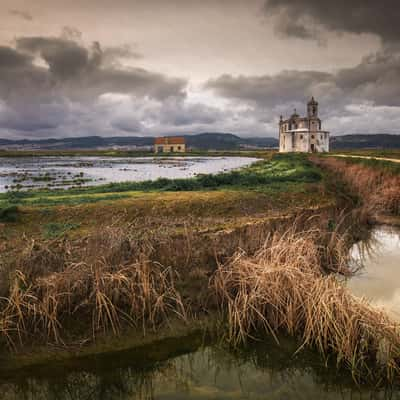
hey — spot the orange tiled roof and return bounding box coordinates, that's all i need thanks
[155,137,185,145]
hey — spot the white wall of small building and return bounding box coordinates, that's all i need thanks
[279,130,329,153]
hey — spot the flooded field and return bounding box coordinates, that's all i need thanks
[0,333,396,400]
[0,156,259,192]
[348,225,400,319]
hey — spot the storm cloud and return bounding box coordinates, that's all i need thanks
[14,36,185,99]
[264,0,400,43]
[0,34,188,136]
[208,47,400,106]
[0,0,398,138]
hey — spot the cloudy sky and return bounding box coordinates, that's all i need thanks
[0,0,399,139]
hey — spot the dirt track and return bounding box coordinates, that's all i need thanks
[333,154,400,163]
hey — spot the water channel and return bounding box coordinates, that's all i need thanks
[0,225,399,398]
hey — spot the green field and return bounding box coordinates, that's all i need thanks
[0,153,320,209]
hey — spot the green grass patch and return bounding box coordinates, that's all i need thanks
[26,193,130,207]
[42,222,80,239]
[0,154,321,207]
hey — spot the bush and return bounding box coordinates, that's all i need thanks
[0,205,19,222]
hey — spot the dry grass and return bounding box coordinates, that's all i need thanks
[0,226,187,347]
[212,225,400,382]
[2,206,400,384]
[314,157,400,216]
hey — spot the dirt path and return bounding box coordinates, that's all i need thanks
[332,154,400,163]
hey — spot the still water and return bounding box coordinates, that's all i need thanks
[0,333,397,400]
[348,225,400,319]
[0,156,259,192]
[1,226,399,399]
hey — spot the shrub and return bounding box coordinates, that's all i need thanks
[0,206,19,222]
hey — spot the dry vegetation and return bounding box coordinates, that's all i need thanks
[0,211,343,347]
[0,226,187,348]
[213,224,400,383]
[313,156,400,217]
[2,153,400,384]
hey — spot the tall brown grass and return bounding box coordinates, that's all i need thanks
[314,157,400,216]
[0,227,187,347]
[212,226,400,382]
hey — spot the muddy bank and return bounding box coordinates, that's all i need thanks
[0,318,212,380]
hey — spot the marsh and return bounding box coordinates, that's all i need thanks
[0,156,259,192]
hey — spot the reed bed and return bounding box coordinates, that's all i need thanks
[213,227,400,382]
[0,228,187,347]
[314,157,400,216]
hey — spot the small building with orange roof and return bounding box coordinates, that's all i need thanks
[154,137,186,153]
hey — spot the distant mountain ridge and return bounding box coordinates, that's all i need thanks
[0,133,399,151]
[330,134,400,149]
[0,133,278,150]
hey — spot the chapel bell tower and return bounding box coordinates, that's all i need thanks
[307,97,318,118]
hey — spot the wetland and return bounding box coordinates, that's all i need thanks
[1,152,400,397]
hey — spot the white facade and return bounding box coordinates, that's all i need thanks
[279,98,329,153]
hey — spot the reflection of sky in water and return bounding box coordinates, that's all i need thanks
[348,226,400,319]
[0,156,259,192]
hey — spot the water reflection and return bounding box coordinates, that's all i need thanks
[348,225,400,319]
[0,335,398,399]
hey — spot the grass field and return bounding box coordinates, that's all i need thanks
[0,153,320,208]
[0,152,332,269]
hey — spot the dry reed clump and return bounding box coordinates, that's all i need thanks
[314,157,400,217]
[0,226,187,347]
[212,227,400,382]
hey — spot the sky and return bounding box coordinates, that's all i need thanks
[0,0,399,139]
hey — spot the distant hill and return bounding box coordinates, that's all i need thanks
[330,134,400,149]
[0,133,278,151]
[1,133,399,151]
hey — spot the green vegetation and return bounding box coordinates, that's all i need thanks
[42,222,80,239]
[0,154,321,208]
[0,205,19,222]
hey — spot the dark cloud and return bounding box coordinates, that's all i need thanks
[207,47,400,109]
[14,36,184,98]
[9,9,33,21]
[103,45,142,65]
[206,70,332,107]
[264,0,400,42]
[0,46,32,68]
[0,34,187,136]
[205,46,400,136]
[17,37,92,79]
